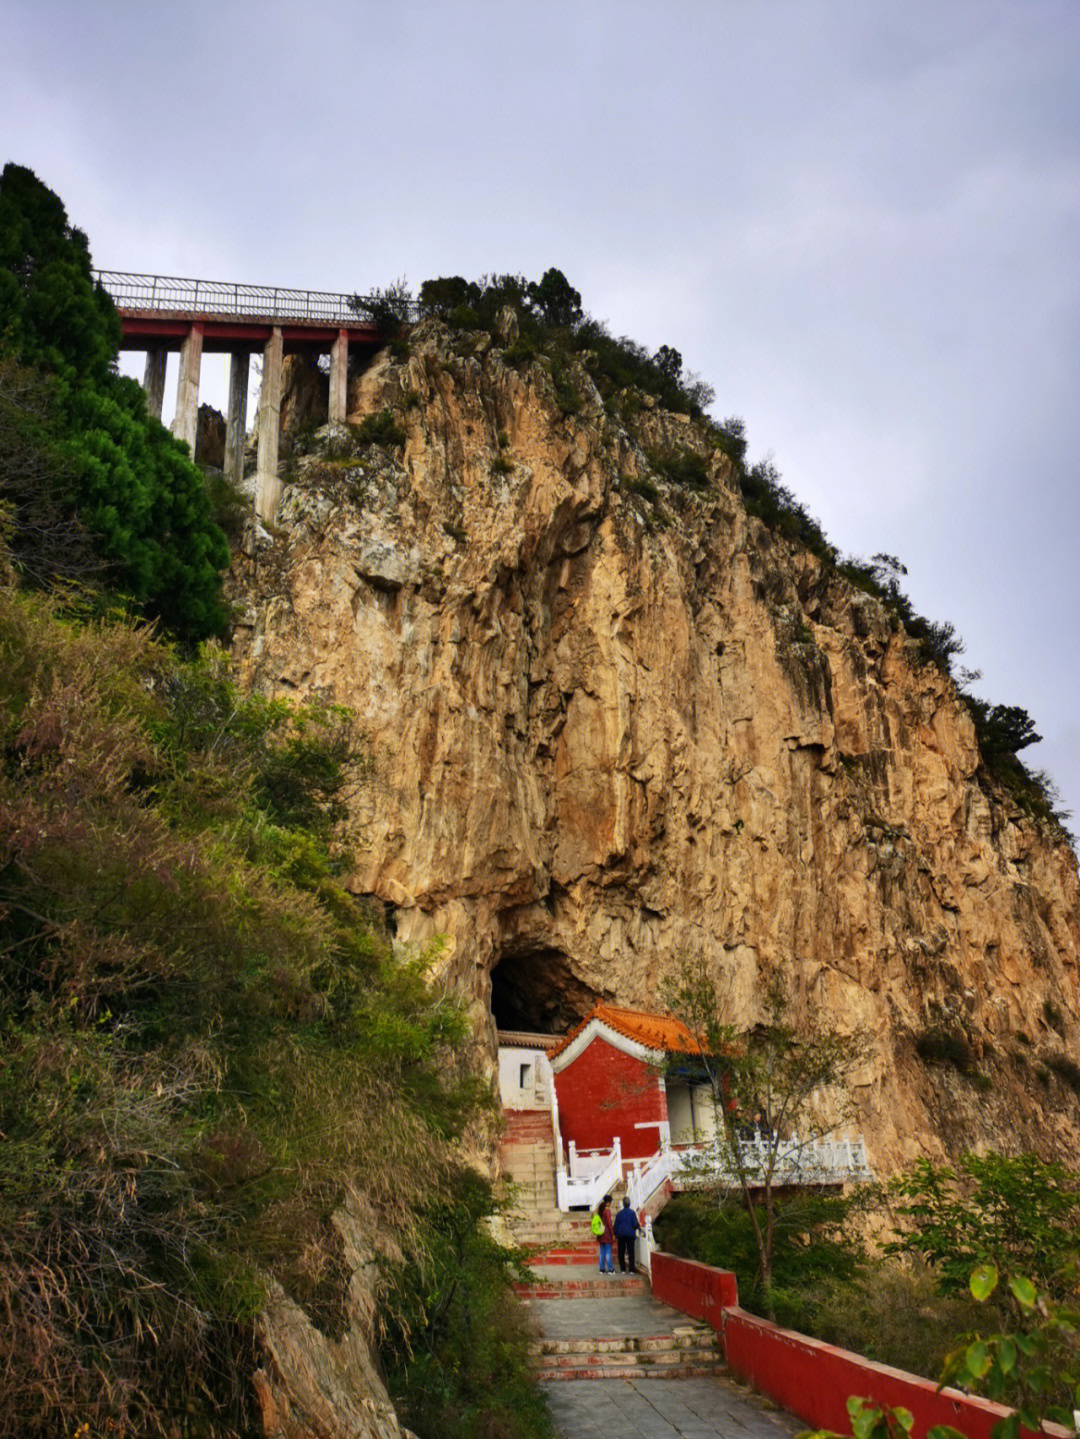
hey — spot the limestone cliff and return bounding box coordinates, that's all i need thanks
[233,319,1080,1175]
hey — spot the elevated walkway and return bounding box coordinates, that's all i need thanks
[93,268,404,522]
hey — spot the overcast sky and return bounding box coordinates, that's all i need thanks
[4,0,1078,840]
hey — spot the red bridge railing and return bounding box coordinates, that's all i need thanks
[93,270,419,327]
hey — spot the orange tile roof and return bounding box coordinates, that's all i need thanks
[547,1002,702,1060]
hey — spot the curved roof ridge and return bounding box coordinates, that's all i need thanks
[547,1001,701,1060]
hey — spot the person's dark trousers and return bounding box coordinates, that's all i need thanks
[617,1236,635,1272]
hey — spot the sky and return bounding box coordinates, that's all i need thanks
[4,0,1078,840]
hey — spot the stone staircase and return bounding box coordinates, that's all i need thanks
[511,1211,597,1266]
[529,1324,724,1382]
[500,1109,559,1212]
[500,1109,723,1384]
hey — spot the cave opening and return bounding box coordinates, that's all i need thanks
[490,946,597,1037]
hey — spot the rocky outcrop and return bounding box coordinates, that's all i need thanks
[232,319,1080,1177]
[195,403,226,469]
[253,1202,416,1439]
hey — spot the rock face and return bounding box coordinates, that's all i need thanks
[232,319,1080,1176]
[252,1202,417,1439]
[195,403,226,469]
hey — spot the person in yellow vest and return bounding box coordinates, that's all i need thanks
[592,1194,615,1272]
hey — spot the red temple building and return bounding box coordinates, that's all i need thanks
[546,1003,718,1163]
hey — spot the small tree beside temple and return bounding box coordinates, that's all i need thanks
[661,953,868,1305]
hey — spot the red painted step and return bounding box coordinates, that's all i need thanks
[515,1274,649,1298]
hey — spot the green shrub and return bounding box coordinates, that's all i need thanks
[204,467,248,542]
[492,453,514,475]
[380,1171,553,1439]
[620,474,660,504]
[740,457,830,553]
[653,1189,865,1318]
[1045,1052,1080,1095]
[713,416,748,466]
[1044,998,1065,1032]
[886,1153,1080,1301]
[645,446,710,490]
[915,1026,974,1073]
[549,354,583,416]
[348,278,413,337]
[503,338,538,368]
[353,407,406,448]
[811,1260,986,1380]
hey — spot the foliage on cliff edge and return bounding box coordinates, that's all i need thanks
[0,163,229,638]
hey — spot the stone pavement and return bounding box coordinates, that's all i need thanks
[532,1292,701,1337]
[523,1288,801,1437]
[544,1373,802,1439]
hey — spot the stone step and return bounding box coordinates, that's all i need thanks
[513,1233,597,1250]
[523,1250,602,1266]
[531,1331,722,1380]
[511,1214,593,1231]
[515,1273,649,1299]
[530,1329,717,1359]
[501,1125,555,1141]
[535,1361,723,1382]
[511,1229,594,1245]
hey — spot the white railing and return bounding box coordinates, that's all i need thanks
[637,1214,656,1275]
[627,1144,680,1212]
[556,1136,622,1211]
[628,1133,872,1212]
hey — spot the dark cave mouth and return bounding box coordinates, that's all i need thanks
[489,947,597,1036]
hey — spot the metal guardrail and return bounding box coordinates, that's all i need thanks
[93,270,419,326]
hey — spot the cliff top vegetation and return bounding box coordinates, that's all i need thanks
[348,268,1070,839]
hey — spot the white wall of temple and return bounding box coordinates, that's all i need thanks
[498,1046,553,1111]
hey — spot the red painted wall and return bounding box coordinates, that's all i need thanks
[553,1036,667,1161]
[650,1254,1068,1439]
[650,1254,738,1322]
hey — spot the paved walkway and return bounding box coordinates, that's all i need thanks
[533,1292,707,1337]
[544,1373,801,1439]
[526,1291,802,1438]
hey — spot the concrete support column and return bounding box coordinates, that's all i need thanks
[143,348,167,420]
[171,324,203,452]
[329,328,349,423]
[255,326,284,524]
[224,350,249,489]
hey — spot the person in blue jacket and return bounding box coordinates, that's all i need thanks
[613,1197,641,1273]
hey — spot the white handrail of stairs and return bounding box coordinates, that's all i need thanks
[556,1136,622,1211]
[628,1133,872,1211]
